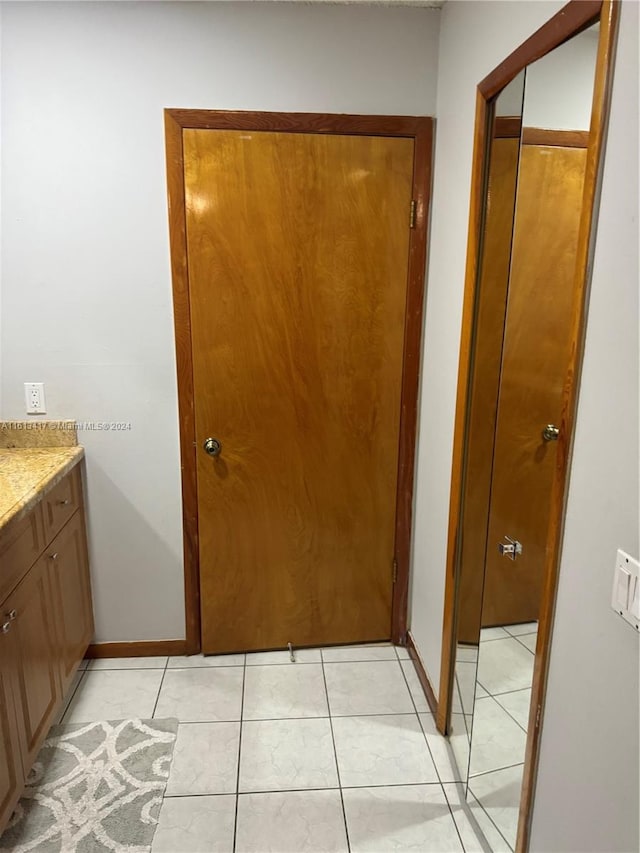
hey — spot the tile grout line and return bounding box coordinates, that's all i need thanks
[82,654,404,672]
[512,634,537,656]
[109,709,425,726]
[93,661,403,672]
[468,790,516,853]
[240,710,421,722]
[163,780,456,799]
[468,760,525,781]
[321,648,352,853]
[476,690,533,740]
[491,697,529,735]
[151,656,170,720]
[231,652,247,853]
[480,682,533,699]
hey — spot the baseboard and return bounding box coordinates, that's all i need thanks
[406,630,438,718]
[86,639,187,658]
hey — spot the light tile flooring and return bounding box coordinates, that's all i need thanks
[467,623,538,851]
[53,645,495,853]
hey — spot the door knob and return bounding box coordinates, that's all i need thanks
[203,438,222,457]
[542,424,560,442]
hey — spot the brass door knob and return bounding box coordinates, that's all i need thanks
[203,438,222,457]
[542,424,560,442]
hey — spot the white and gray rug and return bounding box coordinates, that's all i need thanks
[0,718,178,853]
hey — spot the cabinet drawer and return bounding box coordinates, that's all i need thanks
[41,467,81,543]
[0,505,44,604]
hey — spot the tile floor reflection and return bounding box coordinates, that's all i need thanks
[467,622,538,851]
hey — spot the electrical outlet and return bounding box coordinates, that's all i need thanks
[24,382,46,414]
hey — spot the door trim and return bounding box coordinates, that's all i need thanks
[164,110,434,655]
[435,1,619,851]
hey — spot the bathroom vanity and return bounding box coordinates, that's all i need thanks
[0,425,93,833]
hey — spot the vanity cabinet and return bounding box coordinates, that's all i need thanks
[0,463,93,833]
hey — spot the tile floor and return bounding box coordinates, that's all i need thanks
[54,644,495,853]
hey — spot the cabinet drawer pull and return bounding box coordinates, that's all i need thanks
[6,610,17,621]
[56,499,70,507]
[49,552,59,561]
[1,622,11,634]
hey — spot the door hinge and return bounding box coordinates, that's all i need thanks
[392,558,398,584]
[409,200,417,229]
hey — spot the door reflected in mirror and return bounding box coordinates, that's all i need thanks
[450,20,600,850]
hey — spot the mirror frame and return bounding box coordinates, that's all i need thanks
[436,1,620,850]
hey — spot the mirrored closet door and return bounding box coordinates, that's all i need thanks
[448,18,602,851]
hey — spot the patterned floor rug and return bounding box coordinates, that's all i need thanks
[0,718,178,853]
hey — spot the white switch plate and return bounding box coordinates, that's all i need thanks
[24,382,46,414]
[611,549,640,632]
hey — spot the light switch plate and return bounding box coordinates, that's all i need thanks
[611,549,640,632]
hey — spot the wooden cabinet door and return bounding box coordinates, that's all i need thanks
[0,619,23,833]
[8,556,61,773]
[47,511,94,696]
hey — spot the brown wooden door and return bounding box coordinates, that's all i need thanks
[0,621,23,833]
[457,134,521,644]
[47,512,94,697]
[9,555,61,772]
[482,142,587,626]
[183,129,414,653]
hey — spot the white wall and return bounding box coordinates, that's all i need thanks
[0,1,440,642]
[530,4,639,850]
[410,0,565,693]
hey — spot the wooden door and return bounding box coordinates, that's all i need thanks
[482,141,587,626]
[0,619,23,833]
[457,134,521,644]
[9,555,61,773]
[183,129,414,653]
[47,512,94,697]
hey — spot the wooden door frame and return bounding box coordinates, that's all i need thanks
[434,1,619,850]
[164,110,434,656]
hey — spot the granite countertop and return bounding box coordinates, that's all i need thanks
[0,421,84,532]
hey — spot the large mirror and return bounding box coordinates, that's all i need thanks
[447,15,604,852]
[449,69,526,784]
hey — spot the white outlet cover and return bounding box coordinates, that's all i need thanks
[24,382,46,414]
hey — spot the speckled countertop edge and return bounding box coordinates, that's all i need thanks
[0,446,85,532]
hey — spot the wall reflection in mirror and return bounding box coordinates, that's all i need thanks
[449,22,600,850]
